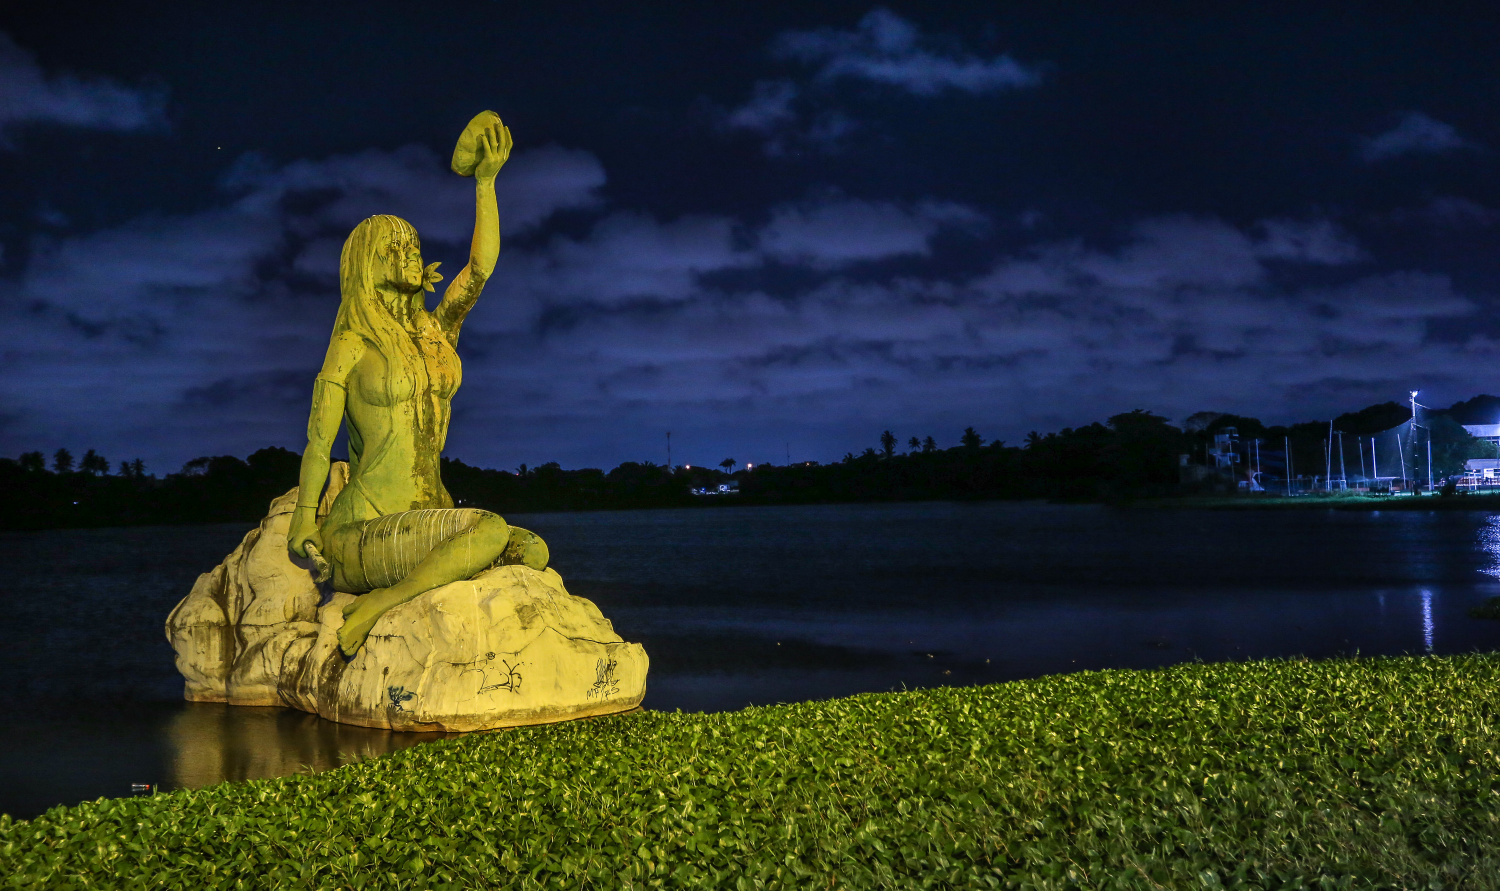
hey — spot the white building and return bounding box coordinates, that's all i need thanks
[1465,458,1500,480]
[1464,424,1500,448]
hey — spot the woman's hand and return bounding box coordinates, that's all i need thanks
[287,510,323,560]
[472,121,512,181]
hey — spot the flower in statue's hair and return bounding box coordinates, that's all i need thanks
[422,262,444,293]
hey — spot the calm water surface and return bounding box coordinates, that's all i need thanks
[4,501,1499,818]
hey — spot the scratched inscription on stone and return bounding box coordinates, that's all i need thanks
[459,651,523,694]
[587,657,619,699]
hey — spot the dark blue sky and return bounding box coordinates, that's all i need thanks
[1,2,1497,474]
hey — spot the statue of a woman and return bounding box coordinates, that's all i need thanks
[287,115,545,658]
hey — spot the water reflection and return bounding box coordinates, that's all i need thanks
[165,703,458,791]
[8,503,1500,819]
[1422,589,1435,652]
[1480,516,1500,579]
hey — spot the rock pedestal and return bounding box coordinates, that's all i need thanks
[165,464,648,731]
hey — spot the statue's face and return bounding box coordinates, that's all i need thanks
[380,236,424,295]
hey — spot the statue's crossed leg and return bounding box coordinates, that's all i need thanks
[327,508,549,657]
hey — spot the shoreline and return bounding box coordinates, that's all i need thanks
[9,489,1500,533]
[6,653,1500,886]
[1132,491,1500,511]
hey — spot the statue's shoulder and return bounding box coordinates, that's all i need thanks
[318,330,371,382]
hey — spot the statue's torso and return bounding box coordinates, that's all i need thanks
[328,315,462,528]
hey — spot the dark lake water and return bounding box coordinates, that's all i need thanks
[5,500,1500,819]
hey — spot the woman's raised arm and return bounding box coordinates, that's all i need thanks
[436,121,511,337]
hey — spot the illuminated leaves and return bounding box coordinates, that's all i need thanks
[5,656,1500,887]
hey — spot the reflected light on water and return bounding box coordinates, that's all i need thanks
[1422,589,1434,653]
[1481,517,1500,579]
[166,703,458,791]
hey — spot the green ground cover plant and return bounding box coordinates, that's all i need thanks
[5,654,1500,889]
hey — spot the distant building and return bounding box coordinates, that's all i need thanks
[1466,458,1500,480]
[1210,428,1240,470]
[1464,424,1500,448]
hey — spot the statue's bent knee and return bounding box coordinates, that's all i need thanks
[501,525,549,571]
[461,511,548,572]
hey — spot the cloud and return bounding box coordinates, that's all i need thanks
[225,143,604,250]
[20,143,603,332]
[1361,112,1478,163]
[724,80,799,133]
[759,198,985,267]
[496,211,757,312]
[773,9,1042,95]
[720,79,855,156]
[0,143,607,469]
[0,138,1482,475]
[444,212,1477,468]
[0,31,166,138]
[723,9,1040,156]
[1380,196,1500,230]
[1254,219,1367,265]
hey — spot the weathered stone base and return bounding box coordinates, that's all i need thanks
[165,466,648,731]
[277,566,648,732]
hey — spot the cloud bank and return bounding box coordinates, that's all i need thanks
[724,9,1042,156]
[1362,112,1478,163]
[774,8,1043,96]
[0,31,166,138]
[0,144,604,469]
[1,134,1487,474]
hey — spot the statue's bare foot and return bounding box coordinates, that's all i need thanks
[337,593,389,657]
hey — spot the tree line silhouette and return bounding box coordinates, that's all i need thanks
[4,395,1497,531]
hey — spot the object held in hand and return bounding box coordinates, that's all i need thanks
[450,110,504,177]
[303,542,332,584]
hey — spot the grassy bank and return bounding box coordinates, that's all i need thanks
[6,656,1500,889]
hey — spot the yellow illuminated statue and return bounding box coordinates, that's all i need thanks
[287,112,546,658]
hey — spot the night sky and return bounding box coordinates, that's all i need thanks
[1,3,1497,475]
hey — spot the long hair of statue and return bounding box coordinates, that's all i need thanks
[334,215,429,475]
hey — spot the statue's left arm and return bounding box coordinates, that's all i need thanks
[436,121,512,340]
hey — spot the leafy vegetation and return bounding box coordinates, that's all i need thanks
[0,446,304,531]
[1470,597,1500,620]
[7,392,1500,530]
[7,654,1500,888]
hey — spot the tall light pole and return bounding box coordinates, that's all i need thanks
[1337,430,1346,490]
[1397,430,1407,485]
[1285,436,1292,495]
[1411,390,1421,492]
[1325,420,1333,491]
